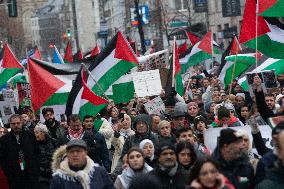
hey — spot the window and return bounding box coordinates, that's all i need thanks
[224,23,229,29]
[217,24,222,31]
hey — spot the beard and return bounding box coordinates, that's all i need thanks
[45,118,55,127]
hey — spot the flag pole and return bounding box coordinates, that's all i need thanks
[255,0,259,67]
[229,53,238,95]
[172,37,176,88]
[81,63,110,101]
[211,31,214,69]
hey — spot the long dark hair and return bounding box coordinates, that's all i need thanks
[188,157,219,185]
[176,141,197,167]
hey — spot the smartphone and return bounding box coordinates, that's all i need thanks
[118,113,125,122]
[60,114,66,122]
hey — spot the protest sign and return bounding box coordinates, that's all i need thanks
[16,83,31,107]
[40,105,66,123]
[137,49,169,71]
[144,96,165,115]
[204,126,272,155]
[133,69,163,97]
[0,101,16,124]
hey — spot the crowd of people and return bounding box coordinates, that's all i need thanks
[1,71,284,189]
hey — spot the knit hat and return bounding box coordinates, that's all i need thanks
[156,142,176,157]
[193,115,207,128]
[219,128,243,147]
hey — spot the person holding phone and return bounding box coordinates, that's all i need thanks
[187,157,235,189]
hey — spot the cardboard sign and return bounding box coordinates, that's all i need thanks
[16,83,31,107]
[133,69,163,97]
[0,101,16,124]
[204,126,272,155]
[144,96,165,115]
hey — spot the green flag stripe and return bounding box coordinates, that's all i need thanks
[259,1,284,17]
[91,60,137,96]
[245,35,284,59]
[43,92,70,106]
[0,68,22,88]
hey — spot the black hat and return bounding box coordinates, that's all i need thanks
[272,121,284,135]
[193,115,206,128]
[66,139,87,151]
[156,142,176,157]
[219,128,243,147]
[171,109,185,119]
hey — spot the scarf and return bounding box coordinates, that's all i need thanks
[55,156,96,189]
[159,162,178,177]
[68,127,84,140]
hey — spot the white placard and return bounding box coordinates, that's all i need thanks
[0,101,16,124]
[204,126,272,155]
[132,69,162,97]
[39,105,66,123]
[144,96,165,115]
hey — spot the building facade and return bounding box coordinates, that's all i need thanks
[0,0,48,58]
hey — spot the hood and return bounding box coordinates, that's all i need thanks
[132,114,151,135]
[52,145,67,172]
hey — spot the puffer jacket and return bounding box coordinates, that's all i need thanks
[50,145,114,189]
[37,135,57,181]
[120,114,158,158]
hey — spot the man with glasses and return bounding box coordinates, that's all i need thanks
[0,114,40,189]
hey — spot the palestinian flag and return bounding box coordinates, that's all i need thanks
[230,36,242,55]
[64,41,73,63]
[73,49,83,62]
[27,58,81,112]
[178,42,187,55]
[179,31,219,73]
[186,31,200,46]
[80,67,108,107]
[219,53,259,88]
[239,58,284,90]
[259,0,284,17]
[105,73,135,104]
[240,0,284,59]
[66,31,138,118]
[173,40,184,96]
[0,44,23,88]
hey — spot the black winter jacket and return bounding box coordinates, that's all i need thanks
[146,165,186,189]
[37,135,57,180]
[211,147,254,189]
[0,130,40,189]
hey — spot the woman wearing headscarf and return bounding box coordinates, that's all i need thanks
[139,139,156,167]
[114,148,153,189]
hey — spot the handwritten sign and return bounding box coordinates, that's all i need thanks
[16,83,31,107]
[204,125,272,156]
[144,96,165,115]
[133,69,163,97]
[0,101,16,124]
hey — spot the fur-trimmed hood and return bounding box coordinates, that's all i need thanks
[51,145,98,189]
